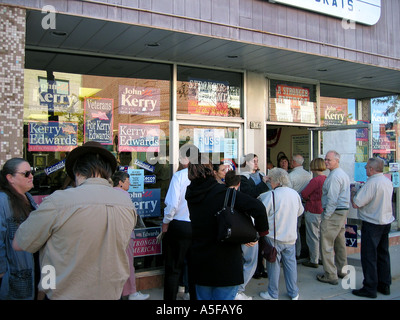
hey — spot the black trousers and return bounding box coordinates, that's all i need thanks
[360,221,392,294]
[163,220,196,300]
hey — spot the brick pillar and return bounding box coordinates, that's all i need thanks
[0,5,25,167]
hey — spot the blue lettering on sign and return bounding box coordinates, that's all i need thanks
[314,0,353,11]
[129,188,161,218]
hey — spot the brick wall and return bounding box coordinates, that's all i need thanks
[0,5,25,167]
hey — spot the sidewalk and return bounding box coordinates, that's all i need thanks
[141,243,400,300]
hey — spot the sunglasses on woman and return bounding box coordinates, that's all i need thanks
[16,170,34,178]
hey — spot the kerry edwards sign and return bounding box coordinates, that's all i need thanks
[118,123,160,152]
[28,121,78,152]
[131,227,162,257]
[268,0,381,25]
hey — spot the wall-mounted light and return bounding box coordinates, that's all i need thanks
[146,42,160,47]
[51,31,68,37]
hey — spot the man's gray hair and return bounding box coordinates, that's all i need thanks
[326,150,340,161]
[292,154,304,165]
[368,157,384,172]
[267,167,291,187]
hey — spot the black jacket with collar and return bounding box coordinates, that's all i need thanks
[185,176,268,287]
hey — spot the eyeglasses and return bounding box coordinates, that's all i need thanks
[15,170,34,178]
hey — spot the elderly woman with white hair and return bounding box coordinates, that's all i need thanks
[257,168,304,300]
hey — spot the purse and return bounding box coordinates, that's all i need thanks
[215,188,259,244]
[260,191,277,263]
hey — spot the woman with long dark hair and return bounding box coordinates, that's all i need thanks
[185,154,268,300]
[0,158,38,300]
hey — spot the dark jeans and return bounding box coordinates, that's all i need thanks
[163,220,196,300]
[360,221,392,294]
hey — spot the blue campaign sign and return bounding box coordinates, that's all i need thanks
[345,224,358,248]
[129,188,161,218]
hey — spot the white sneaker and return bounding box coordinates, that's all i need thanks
[291,294,299,300]
[128,291,150,300]
[235,292,252,300]
[259,291,278,300]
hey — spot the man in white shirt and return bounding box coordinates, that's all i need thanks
[289,154,312,258]
[351,157,394,298]
[162,145,196,300]
[317,150,350,285]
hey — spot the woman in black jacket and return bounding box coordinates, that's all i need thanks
[185,155,268,300]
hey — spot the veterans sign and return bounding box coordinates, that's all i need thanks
[84,98,113,144]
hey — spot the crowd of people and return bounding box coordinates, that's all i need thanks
[0,143,395,300]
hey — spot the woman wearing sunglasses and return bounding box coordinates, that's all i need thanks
[0,158,38,300]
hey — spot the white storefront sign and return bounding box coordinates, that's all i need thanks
[268,0,381,25]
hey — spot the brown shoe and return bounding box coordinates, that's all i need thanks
[302,261,319,268]
[316,274,338,285]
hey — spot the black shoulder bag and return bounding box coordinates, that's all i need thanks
[215,188,259,244]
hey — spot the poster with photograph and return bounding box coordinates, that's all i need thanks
[84,98,113,144]
[28,121,78,152]
[119,85,160,116]
[119,124,160,152]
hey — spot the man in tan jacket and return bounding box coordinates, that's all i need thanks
[13,141,137,300]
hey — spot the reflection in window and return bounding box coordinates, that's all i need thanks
[371,95,399,171]
[177,66,242,117]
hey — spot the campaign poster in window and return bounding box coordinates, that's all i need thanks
[129,188,161,218]
[188,78,229,116]
[119,124,160,152]
[128,168,144,193]
[38,78,70,112]
[119,85,160,116]
[28,121,78,152]
[84,98,113,145]
[131,227,162,257]
[193,128,224,153]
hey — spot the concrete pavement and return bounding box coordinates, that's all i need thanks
[140,241,400,301]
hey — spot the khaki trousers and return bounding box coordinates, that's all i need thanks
[320,211,348,280]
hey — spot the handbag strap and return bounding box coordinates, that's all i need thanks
[272,190,276,245]
[223,187,231,208]
[230,188,237,207]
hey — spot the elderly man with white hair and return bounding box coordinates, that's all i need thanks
[289,154,312,258]
[258,168,304,300]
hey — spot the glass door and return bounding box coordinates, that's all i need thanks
[177,121,242,172]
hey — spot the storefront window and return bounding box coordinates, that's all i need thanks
[179,124,240,170]
[23,58,171,271]
[370,95,398,223]
[268,80,317,124]
[177,66,242,117]
[371,95,399,170]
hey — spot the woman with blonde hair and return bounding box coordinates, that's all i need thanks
[301,158,327,268]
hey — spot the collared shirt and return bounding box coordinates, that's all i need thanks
[353,173,394,225]
[289,166,312,193]
[258,187,304,245]
[15,178,137,300]
[163,168,191,224]
[322,167,350,219]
